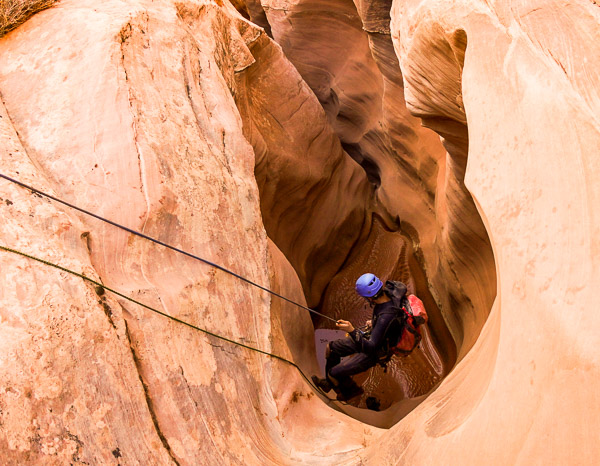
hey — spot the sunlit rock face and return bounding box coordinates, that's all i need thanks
[0,1,373,462]
[1,0,599,464]
[366,0,600,462]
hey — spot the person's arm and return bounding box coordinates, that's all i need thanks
[336,320,354,333]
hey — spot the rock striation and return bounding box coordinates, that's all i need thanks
[0,1,372,462]
[0,0,599,464]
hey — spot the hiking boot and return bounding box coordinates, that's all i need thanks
[336,385,364,402]
[311,376,333,393]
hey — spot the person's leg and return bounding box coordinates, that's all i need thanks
[325,337,359,378]
[312,337,358,393]
[329,352,377,397]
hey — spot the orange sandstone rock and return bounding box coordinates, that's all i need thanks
[0,0,598,464]
[0,1,373,462]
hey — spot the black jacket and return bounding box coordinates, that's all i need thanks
[349,281,407,356]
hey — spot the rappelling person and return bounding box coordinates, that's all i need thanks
[311,273,427,402]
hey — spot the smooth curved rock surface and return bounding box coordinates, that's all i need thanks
[369,0,599,462]
[261,0,495,359]
[259,0,492,412]
[0,0,599,464]
[0,1,374,462]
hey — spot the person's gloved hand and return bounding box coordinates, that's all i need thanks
[336,319,355,333]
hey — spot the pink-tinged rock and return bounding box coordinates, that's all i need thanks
[1,0,599,463]
[361,0,600,463]
[0,0,373,463]
[0,92,175,464]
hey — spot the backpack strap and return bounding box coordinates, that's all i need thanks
[403,314,422,348]
[378,306,407,355]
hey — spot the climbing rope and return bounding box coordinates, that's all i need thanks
[0,173,349,403]
[0,243,340,403]
[0,173,337,323]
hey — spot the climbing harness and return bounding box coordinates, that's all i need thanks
[0,172,345,403]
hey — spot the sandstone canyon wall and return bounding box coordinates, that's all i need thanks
[0,1,374,463]
[0,0,599,464]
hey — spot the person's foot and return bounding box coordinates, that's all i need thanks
[336,385,364,402]
[311,376,333,393]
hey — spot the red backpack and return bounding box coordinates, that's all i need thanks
[389,294,428,355]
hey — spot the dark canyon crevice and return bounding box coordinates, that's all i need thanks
[217,0,497,425]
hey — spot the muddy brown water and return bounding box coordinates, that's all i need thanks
[313,218,456,410]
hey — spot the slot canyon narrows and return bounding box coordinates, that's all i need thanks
[232,0,495,420]
[2,0,599,464]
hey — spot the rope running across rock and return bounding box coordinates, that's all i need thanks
[0,173,346,403]
[0,243,341,402]
[0,173,337,323]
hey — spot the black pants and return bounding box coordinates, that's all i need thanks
[326,336,378,391]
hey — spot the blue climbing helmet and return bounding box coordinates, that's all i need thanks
[355,273,383,298]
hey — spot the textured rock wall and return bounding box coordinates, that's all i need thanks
[363,0,600,462]
[230,24,373,308]
[1,0,599,464]
[0,102,176,464]
[0,1,374,463]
